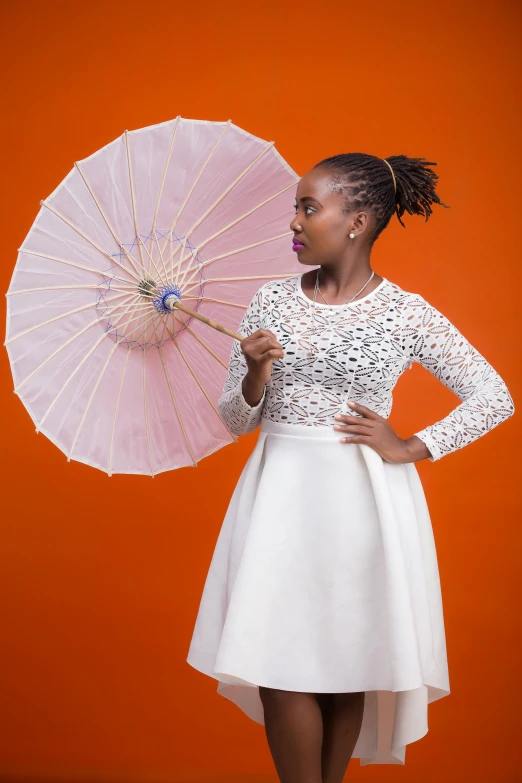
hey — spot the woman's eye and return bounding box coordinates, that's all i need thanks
[294,205,314,215]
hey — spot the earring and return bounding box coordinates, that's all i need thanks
[349,233,355,239]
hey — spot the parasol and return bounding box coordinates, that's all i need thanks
[5,117,302,475]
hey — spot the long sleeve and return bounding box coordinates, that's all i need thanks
[217,285,268,436]
[399,293,515,462]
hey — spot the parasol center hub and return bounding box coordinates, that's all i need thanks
[163,293,181,310]
[152,284,183,315]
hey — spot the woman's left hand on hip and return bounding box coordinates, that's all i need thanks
[334,402,410,464]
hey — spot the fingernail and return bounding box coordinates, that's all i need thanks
[348,401,355,407]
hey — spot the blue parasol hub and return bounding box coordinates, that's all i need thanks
[153,284,183,315]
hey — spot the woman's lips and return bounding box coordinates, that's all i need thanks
[292,240,305,252]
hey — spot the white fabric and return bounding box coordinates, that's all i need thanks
[186,273,514,765]
[215,274,515,459]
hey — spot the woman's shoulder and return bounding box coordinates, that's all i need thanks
[383,277,433,312]
[254,275,302,305]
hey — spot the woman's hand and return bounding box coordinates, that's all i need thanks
[241,329,285,386]
[334,401,413,464]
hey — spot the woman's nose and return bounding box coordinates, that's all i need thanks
[290,214,300,232]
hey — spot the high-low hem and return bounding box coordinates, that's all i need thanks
[187,418,451,765]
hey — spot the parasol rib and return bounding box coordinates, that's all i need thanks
[14,293,135,393]
[40,198,144,283]
[180,231,294,291]
[166,140,277,281]
[175,179,297,290]
[150,316,198,465]
[66,341,120,458]
[185,274,302,288]
[65,309,159,465]
[15,249,143,288]
[8,284,138,296]
[12,298,154,391]
[33,305,158,428]
[151,116,181,280]
[165,313,239,443]
[157,343,198,466]
[124,130,165,285]
[158,120,232,263]
[170,315,230,371]
[164,322,237,442]
[5,290,135,346]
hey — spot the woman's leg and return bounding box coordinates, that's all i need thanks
[259,686,324,783]
[316,691,366,783]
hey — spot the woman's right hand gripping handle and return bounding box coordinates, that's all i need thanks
[240,329,285,407]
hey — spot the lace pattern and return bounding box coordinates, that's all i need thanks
[217,275,515,461]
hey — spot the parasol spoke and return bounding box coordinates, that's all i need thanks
[66,341,119,456]
[164,138,277,279]
[15,309,123,396]
[180,232,294,291]
[124,130,166,286]
[164,321,239,442]
[158,120,232,263]
[104,310,161,474]
[68,310,160,464]
[5,290,136,345]
[33,303,159,428]
[170,313,229,370]
[151,116,181,281]
[153,228,172,284]
[41,197,145,283]
[16,249,143,288]
[124,129,148,279]
[184,273,297,289]
[175,180,297,290]
[156,344,199,467]
[7,283,139,296]
[167,313,239,442]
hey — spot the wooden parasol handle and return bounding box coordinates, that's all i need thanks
[167,299,245,342]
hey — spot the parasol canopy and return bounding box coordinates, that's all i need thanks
[5,117,302,475]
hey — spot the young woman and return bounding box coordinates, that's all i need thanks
[186,153,515,782]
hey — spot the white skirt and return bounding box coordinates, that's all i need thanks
[186,417,450,766]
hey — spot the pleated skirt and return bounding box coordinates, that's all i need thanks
[186,417,450,765]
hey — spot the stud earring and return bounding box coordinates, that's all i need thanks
[349,233,355,239]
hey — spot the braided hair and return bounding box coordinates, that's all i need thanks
[312,153,450,245]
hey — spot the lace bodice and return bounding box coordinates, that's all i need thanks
[217,274,515,461]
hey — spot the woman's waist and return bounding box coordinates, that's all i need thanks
[260,415,355,440]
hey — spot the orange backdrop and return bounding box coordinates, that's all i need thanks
[1,1,520,781]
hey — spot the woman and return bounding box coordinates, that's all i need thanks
[186,153,515,782]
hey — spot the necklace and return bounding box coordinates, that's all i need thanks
[306,268,375,360]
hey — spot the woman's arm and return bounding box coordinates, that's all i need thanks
[217,285,268,437]
[399,292,515,462]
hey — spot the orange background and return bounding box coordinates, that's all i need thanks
[1,1,521,781]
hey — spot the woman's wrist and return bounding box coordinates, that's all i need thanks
[242,374,266,407]
[402,435,433,463]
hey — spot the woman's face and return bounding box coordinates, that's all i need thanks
[290,166,372,265]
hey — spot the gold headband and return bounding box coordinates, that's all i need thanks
[381,158,397,194]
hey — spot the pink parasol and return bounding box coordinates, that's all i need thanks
[5,116,302,475]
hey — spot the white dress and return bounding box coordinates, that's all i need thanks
[186,273,515,766]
